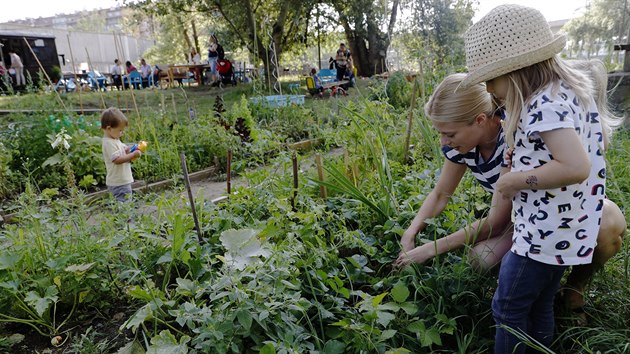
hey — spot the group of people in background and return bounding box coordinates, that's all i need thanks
[109,57,160,90]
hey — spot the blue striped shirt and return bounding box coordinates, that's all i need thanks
[441,128,506,193]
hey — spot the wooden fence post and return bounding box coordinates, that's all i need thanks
[180,153,203,240]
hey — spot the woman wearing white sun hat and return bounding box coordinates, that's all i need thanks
[461,4,624,353]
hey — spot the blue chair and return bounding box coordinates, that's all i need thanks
[318,69,337,84]
[123,71,143,89]
[87,71,107,91]
[54,78,77,92]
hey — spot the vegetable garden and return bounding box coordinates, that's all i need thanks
[0,74,628,353]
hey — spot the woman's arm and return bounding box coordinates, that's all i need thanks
[399,159,467,253]
[395,166,513,267]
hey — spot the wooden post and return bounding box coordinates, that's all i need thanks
[226,149,232,195]
[291,151,298,211]
[85,47,106,109]
[66,34,83,114]
[180,153,203,240]
[171,93,177,116]
[22,38,68,111]
[403,77,419,164]
[315,153,327,198]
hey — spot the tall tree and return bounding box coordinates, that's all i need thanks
[326,0,400,76]
[398,0,474,68]
[563,0,630,64]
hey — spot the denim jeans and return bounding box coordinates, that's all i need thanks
[492,251,567,354]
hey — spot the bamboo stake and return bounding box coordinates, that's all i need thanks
[315,153,327,198]
[85,47,106,109]
[180,153,203,240]
[291,151,298,211]
[66,34,84,114]
[226,149,232,195]
[171,93,177,116]
[403,77,419,164]
[22,37,68,111]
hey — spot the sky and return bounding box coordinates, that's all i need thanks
[0,0,588,24]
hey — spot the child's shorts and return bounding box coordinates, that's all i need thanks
[108,184,132,202]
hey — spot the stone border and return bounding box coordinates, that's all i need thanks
[1,166,218,224]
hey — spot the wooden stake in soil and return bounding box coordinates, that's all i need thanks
[66,34,84,114]
[226,149,232,195]
[85,47,107,109]
[180,153,203,240]
[291,151,298,211]
[171,93,177,116]
[22,37,68,111]
[315,153,327,198]
[403,77,419,164]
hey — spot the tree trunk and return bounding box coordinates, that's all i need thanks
[334,0,399,77]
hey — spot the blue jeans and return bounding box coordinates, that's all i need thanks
[492,251,567,354]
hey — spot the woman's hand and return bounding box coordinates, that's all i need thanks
[394,244,435,269]
[495,172,519,200]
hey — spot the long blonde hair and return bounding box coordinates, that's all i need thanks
[502,56,619,147]
[569,59,623,148]
[425,73,496,124]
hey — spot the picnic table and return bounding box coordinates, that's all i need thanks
[167,64,210,87]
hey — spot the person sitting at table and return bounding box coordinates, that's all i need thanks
[111,59,123,90]
[125,61,137,74]
[139,58,155,87]
[309,67,324,97]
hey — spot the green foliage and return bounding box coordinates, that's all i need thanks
[385,72,412,109]
[0,142,18,199]
[395,0,475,68]
[0,192,118,336]
[1,80,628,354]
[563,0,630,67]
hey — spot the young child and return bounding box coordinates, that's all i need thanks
[460,5,620,352]
[310,68,324,97]
[101,107,141,202]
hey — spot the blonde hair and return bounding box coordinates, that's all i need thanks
[502,56,595,147]
[101,107,128,129]
[425,73,496,124]
[568,59,623,148]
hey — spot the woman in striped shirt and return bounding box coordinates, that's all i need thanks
[394,72,626,314]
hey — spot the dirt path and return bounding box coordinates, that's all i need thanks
[133,147,344,218]
[178,147,344,202]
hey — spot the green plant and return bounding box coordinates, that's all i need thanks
[0,190,118,337]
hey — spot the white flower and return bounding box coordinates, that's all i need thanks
[50,128,72,151]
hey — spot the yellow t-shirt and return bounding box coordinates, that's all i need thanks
[102,136,134,186]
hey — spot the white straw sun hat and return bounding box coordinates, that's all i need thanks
[460,4,566,89]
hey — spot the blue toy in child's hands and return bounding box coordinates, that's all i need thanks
[130,141,148,161]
